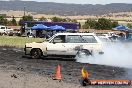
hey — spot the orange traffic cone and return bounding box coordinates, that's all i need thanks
[54,64,61,80]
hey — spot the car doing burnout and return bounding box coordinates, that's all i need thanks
[24,33,104,59]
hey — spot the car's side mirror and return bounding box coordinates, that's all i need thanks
[53,41,56,44]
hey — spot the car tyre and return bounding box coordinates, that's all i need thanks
[76,49,92,58]
[30,49,42,59]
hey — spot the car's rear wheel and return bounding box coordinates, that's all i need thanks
[30,49,42,59]
[76,49,92,58]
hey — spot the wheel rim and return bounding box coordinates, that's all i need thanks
[77,51,86,58]
[34,51,38,57]
[32,50,39,58]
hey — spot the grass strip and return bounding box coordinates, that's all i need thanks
[0,36,44,48]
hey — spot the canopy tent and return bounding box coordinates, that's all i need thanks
[49,25,66,31]
[31,24,50,30]
[112,25,129,31]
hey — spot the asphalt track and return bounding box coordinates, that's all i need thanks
[0,47,131,88]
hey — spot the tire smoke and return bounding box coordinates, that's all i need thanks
[76,42,132,68]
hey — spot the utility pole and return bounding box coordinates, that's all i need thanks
[24,6,26,16]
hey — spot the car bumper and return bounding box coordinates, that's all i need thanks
[24,46,32,55]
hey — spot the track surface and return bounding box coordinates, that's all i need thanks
[0,47,131,88]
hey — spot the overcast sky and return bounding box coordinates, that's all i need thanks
[21,0,132,4]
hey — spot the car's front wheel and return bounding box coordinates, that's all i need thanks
[30,49,42,59]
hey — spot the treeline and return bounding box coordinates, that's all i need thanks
[0,15,78,26]
[0,16,17,26]
[1,15,132,29]
[82,18,119,30]
[82,18,132,29]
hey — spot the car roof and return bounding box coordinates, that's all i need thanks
[55,33,95,36]
[0,25,6,27]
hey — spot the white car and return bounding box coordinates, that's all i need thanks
[97,33,119,42]
[24,33,104,59]
[0,25,13,35]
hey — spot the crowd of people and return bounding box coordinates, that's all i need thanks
[25,28,132,43]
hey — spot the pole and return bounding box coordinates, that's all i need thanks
[24,6,25,16]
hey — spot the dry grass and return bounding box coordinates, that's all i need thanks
[0,36,44,48]
[79,29,124,34]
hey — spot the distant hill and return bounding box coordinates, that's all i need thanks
[0,1,132,16]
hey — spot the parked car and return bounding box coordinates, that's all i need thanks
[0,25,13,35]
[97,32,119,42]
[24,33,104,59]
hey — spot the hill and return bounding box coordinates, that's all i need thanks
[0,1,132,15]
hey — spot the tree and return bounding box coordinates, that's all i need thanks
[0,16,8,25]
[11,16,17,26]
[51,17,62,22]
[112,21,118,28]
[82,19,97,29]
[51,17,69,22]
[22,15,34,21]
[19,15,34,26]
[39,17,47,21]
[82,23,90,29]
[0,16,4,23]
[71,19,77,23]
[82,18,118,30]
[127,23,132,29]
[96,18,112,30]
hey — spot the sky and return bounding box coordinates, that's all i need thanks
[22,0,132,4]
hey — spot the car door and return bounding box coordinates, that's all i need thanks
[47,35,85,56]
[81,35,100,52]
[65,35,100,55]
[47,35,67,55]
[64,35,86,55]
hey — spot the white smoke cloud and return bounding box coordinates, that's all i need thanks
[76,42,132,69]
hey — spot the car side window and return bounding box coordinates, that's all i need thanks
[50,35,65,43]
[66,35,84,43]
[1,27,5,29]
[82,35,97,43]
